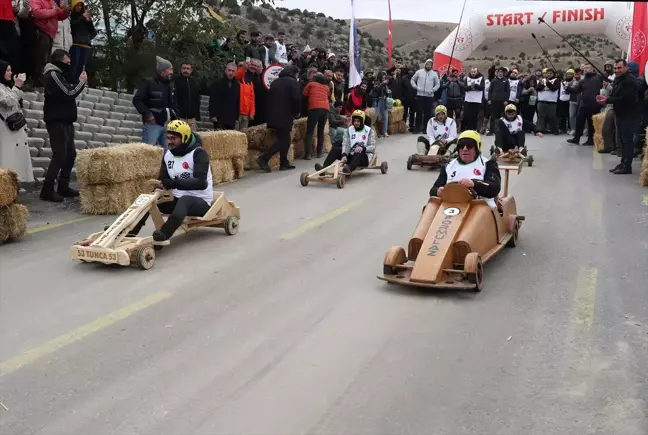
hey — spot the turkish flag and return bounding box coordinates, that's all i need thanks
[630,1,648,75]
[387,0,393,68]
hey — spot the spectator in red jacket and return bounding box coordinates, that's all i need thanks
[30,0,70,88]
[344,80,368,115]
[235,61,256,130]
[0,0,21,74]
[302,72,330,159]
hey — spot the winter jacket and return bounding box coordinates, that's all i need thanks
[410,66,440,98]
[442,77,464,102]
[461,73,485,103]
[389,77,405,100]
[262,44,277,68]
[568,72,601,109]
[174,75,201,120]
[235,66,255,117]
[30,0,68,40]
[402,75,416,102]
[488,76,510,102]
[0,0,13,21]
[209,76,240,128]
[43,62,85,123]
[342,125,376,161]
[331,78,345,103]
[52,17,72,51]
[563,77,581,103]
[245,42,264,63]
[607,71,638,116]
[431,157,501,198]
[70,9,96,47]
[303,78,330,111]
[158,134,210,192]
[328,107,345,129]
[265,67,301,130]
[132,75,178,125]
[344,87,367,115]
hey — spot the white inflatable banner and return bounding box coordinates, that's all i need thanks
[433,2,632,74]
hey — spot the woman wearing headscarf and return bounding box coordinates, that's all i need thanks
[0,61,34,182]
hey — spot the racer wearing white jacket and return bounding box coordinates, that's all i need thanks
[416,105,457,156]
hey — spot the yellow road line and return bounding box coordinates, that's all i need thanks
[571,267,598,330]
[281,198,365,240]
[0,291,172,377]
[592,146,602,170]
[27,217,93,235]
[642,195,648,206]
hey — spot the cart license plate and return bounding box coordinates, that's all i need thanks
[75,247,119,263]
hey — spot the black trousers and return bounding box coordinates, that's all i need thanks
[520,103,536,132]
[0,20,22,73]
[304,108,328,157]
[44,122,76,186]
[573,106,598,143]
[261,126,292,167]
[132,195,211,238]
[615,113,639,167]
[323,147,369,171]
[33,29,53,87]
[463,102,481,131]
[489,101,505,133]
[446,99,463,122]
[213,121,236,130]
[557,100,570,132]
[496,129,526,152]
[415,96,435,132]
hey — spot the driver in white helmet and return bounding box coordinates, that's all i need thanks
[416,104,457,157]
[431,130,501,208]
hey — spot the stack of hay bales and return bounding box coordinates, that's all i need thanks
[243,124,295,170]
[364,107,377,128]
[640,128,648,187]
[0,169,28,243]
[291,117,332,159]
[76,144,163,215]
[200,130,248,183]
[388,106,407,134]
[592,111,606,151]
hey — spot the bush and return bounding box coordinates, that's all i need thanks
[300,28,309,40]
[287,8,299,16]
[270,21,279,31]
[527,62,534,69]
[316,29,326,39]
[519,51,525,58]
[481,44,488,51]
[247,8,268,23]
[317,12,325,17]
[227,4,241,15]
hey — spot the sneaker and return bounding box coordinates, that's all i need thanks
[316,153,323,158]
[152,230,169,242]
[314,163,323,171]
[342,165,351,175]
[613,166,632,175]
[58,187,80,198]
[40,187,64,203]
[303,155,312,161]
[256,156,271,173]
[582,141,594,146]
[609,164,623,173]
[598,148,612,154]
[279,164,296,171]
[384,133,390,138]
[611,149,619,156]
[566,138,580,145]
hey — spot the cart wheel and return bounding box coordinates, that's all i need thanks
[407,156,413,170]
[224,216,239,235]
[154,245,164,251]
[380,161,388,174]
[336,174,346,189]
[506,220,519,248]
[383,246,407,275]
[135,246,156,270]
[464,252,483,292]
[300,172,309,186]
[527,155,534,167]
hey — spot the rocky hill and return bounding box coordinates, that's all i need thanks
[221,2,619,72]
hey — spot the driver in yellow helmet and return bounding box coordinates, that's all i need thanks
[493,103,543,155]
[130,120,213,243]
[430,130,501,208]
[315,110,376,174]
[417,104,457,157]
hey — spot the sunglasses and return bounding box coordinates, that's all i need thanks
[457,142,476,150]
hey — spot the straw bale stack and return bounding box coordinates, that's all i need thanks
[0,203,28,242]
[233,157,245,179]
[364,108,377,126]
[292,120,332,159]
[210,159,236,184]
[80,179,151,215]
[292,117,308,145]
[640,131,648,187]
[244,124,297,152]
[0,169,20,207]
[245,147,295,170]
[388,120,407,134]
[201,130,247,160]
[592,112,605,151]
[388,106,404,124]
[76,144,162,185]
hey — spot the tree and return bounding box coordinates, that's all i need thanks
[300,28,310,40]
[316,29,326,39]
[247,7,268,23]
[527,62,534,69]
[519,51,525,58]
[270,21,279,31]
[481,44,488,51]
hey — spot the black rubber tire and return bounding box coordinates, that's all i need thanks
[336,174,346,189]
[224,216,239,236]
[135,246,155,270]
[407,156,413,170]
[380,161,388,174]
[300,172,309,186]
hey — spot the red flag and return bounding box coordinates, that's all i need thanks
[387,0,393,68]
[630,1,648,75]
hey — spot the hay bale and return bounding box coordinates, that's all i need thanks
[397,120,408,134]
[388,120,407,135]
[245,147,295,170]
[0,203,28,242]
[364,108,377,126]
[388,106,404,124]
[76,144,163,185]
[210,159,235,184]
[80,178,150,215]
[593,112,605,151]
[640,134,648,187]
[201,130,248,159]
[293,120,331,158]
[243,124,268,150]
[233,157,245,179]
[292,117,308,145]
[0,169,20,207]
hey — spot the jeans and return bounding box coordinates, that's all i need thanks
[615,112,639,167]
[69,45,90,83]
[142,123,167,149]
[44,122,76,186]
[569,101,579,133]
[260,126,292,167]
[132,195,211,238]
[376,98,388,135]
[304,108,328,157]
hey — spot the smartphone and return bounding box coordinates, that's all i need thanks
[82,66,86,73]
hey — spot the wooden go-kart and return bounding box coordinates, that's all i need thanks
[299,154,388,189]
[378,164,525,292]
[491,146,534,167]
[407,140,454,170]
[70,180,241,270]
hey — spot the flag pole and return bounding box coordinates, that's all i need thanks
[446,0,468,74]
[387,0,393,68]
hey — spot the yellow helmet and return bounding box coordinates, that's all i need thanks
[167,120,192,144]
[457,130,482,152]
[435,105,447,115]
[351,110,366,122]
[504,104,517,113]
[542,68,548,73]
[566,68,575,74]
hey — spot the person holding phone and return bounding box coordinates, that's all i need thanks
[68,0,96,82]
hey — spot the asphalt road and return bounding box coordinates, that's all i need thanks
[1,133,647,435]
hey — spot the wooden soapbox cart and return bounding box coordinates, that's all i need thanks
[299,154,388,189]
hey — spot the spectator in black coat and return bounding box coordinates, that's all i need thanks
[174,62,201,131]
[209,62,240,130]
[257,65,301,172]
[245,31,264,63]
[487,67,510,135]
[402,68,417,131]
[566,64,602,146]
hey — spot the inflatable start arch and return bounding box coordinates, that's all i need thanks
[433,1,632,73]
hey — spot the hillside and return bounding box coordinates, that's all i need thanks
[221,3,619,72]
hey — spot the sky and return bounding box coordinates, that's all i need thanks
[275,0,546,23]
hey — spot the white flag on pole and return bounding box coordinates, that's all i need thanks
[348,0,362,88]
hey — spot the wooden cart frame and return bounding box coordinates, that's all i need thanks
[406,154,450,170]
[71,182,240,270]
[299,154,388,189]
[493,147,534,167]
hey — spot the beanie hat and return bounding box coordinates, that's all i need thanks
[156,56,172,73]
